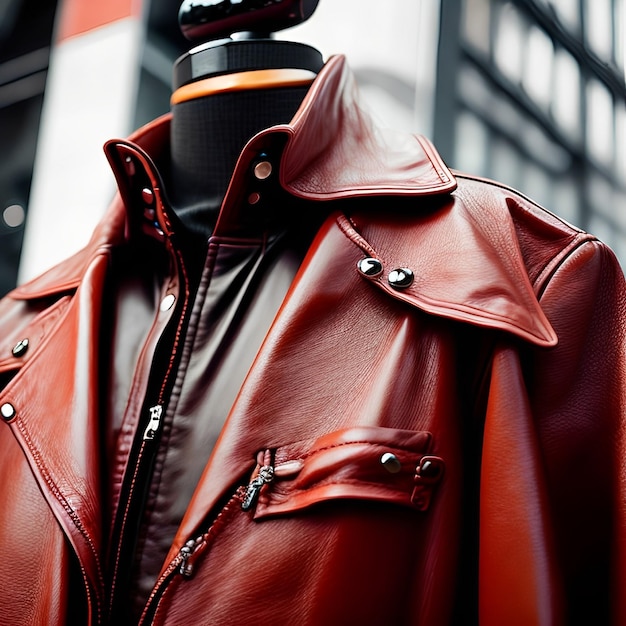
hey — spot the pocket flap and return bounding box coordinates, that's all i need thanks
[252,426,444,520]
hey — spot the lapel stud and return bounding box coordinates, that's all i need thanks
[357,257,383,277]
[11,338,29,358]
[388,268,414,289]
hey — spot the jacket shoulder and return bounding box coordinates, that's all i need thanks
[451,172,608,288]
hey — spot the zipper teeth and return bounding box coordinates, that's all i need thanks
[109,240,192,616]
[241,463,275,511]
[107,440,147,614]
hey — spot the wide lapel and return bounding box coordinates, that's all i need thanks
[0,202,128,602]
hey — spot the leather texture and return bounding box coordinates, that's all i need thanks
[0,55,624,625]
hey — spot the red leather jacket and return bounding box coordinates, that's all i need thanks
[0,56,624,625]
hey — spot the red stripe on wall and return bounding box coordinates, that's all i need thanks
[56,0,140,41]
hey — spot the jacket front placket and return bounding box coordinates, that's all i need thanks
[101,138,199,623]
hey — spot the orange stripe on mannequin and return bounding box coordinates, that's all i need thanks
[171,68,316,105]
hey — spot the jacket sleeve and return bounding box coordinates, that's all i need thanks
[479,238,626,625]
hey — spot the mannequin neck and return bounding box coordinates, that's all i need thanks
[168,83,310,238]
[166,38,323,238]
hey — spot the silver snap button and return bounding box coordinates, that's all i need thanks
[388,268,414,289]
[357,257,383,277]
[160,294,176,312]
[1,403,16,421]
[417,456,443,480]
[253,160,273,180]
[11,338,29,357]
[380,452,402,474]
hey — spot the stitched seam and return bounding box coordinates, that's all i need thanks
[336,213,378,257]
[453,172,585,232]
[415,135,453,184]
[533,236,598,300]
[157,246,191,402]
[287,477,409,492]
[282,437,429,464]
[337,209,551,336]
[0,298,70,372]
[14,417,103,620]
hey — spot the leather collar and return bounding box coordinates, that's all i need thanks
[10,56,559,347]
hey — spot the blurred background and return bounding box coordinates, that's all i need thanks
[0,0,624,296]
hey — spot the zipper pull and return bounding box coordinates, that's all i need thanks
[241,465,274,511]
[178,537,204,577]
[143,404,163,441]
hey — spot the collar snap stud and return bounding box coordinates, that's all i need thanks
[388,268,414,289]
[124,155,135,176]
[11,338,29,357]
[248,192,261,205]
[357,257,383,277]
[253,160,273,180]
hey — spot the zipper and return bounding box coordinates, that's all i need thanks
[108,244,192,620]
[107,406,165,617]
[241,449,275,512]
[140,453,276,622]
[139,486,247,624]
[241,464,275,511]
[172,460,276,580]
[143,404,163,440]
[177,537,201,577]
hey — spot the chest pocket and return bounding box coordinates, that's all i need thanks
[246,426,444,520]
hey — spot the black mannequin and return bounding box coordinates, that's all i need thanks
[166,0,324,238]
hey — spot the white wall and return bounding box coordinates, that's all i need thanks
[289,0,440,136]
[18,17,143,283]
